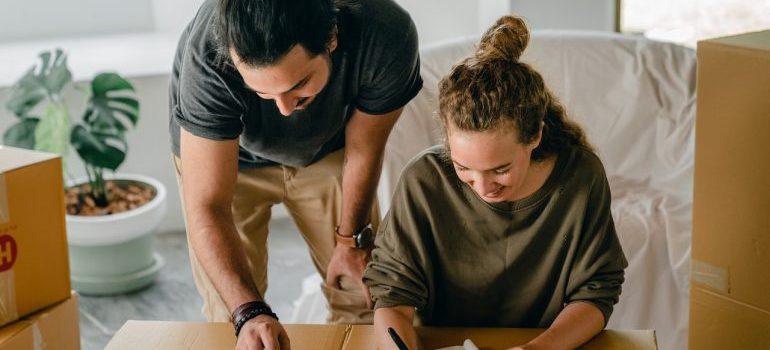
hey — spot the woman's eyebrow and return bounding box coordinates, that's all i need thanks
[452,159,512,171]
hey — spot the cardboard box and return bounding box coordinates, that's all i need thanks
[0,146,71,326]
[105,321,657,349]
[691,30,770,349]
[690,288,770,349]
[0,293,80,350]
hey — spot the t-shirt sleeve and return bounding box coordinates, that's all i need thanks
[565,173,628,326]
[174,33,245,141]
[354,14,423,115]
[364,168,430,310]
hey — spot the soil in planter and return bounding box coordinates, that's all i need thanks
[66,180,157,216]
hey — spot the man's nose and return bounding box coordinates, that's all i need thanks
[274,95,297,116]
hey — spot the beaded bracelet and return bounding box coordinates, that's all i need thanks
[232,301,279,337]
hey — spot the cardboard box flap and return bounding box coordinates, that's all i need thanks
[20,292,79,350]
[0,146,59,174]
[105,322,349,350]
[0,293,79,350]
[343,326,540,350]
[700,30,770,52]
[690,287,770,349]
[0,320,29,344]
[343,326,656,350]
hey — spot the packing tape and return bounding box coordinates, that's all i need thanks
[33,322,44,350]
[0,174,8,224]
[692,259,729,293]
[0,269,18,325]
[0,173,19,325]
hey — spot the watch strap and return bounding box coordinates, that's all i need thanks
[334,226,358,248]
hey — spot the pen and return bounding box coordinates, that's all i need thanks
[387,327,409,350]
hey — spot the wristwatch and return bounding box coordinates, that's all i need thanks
[335,224,374,249]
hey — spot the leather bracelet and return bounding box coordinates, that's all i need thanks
[232,301,278,337]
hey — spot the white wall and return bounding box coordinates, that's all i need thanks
[151,0,208,38]
[508,0,617,32]
[395,0,480,45]
[0,0,156,42]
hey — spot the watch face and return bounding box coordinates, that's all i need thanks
[355,226,374,249]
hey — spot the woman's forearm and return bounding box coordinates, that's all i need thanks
[375,306,422,350]
[519,301,605,350]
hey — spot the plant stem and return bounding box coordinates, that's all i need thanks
[84,163,94,189]
[93,167,108,207]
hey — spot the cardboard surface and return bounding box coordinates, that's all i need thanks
[104,322,347,350]
[0,147,70,327]
[105,322,657,350]
[344,326,656,350]
[690,288,770,349]
[691,30,770,349]
[0,293,80,350]
[703,30,770,52]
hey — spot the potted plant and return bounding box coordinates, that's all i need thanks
[3,49,166,295]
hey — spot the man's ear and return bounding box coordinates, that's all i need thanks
[328,26,338,53]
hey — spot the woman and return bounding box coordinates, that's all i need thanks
[363,16,627,350]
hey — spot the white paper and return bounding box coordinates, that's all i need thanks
[434,339,479,350]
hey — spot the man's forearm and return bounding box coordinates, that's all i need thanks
[339,148,384,235]
[187,206,263,314]
[338,108,402,236]
[180,131,261,316]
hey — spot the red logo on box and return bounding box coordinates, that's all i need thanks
[0,235,17,272]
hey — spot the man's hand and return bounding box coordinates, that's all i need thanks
[236,314,290,350]
[325,243,373,308]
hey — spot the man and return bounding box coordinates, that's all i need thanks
[168,0,421,348]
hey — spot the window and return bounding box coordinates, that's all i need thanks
[620,0,770,47]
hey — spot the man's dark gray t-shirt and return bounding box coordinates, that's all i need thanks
[169,0,423,168]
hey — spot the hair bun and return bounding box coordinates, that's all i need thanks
[476,15,529,63]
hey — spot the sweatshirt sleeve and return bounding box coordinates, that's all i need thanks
[565,173,628,325]
[363,168,431,311]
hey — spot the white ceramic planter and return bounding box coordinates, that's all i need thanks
[66,173,167,295]
[66,173,167,246]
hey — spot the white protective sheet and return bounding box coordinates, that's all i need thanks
[293,31,696,350]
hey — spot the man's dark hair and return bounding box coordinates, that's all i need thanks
[213,0,340,67]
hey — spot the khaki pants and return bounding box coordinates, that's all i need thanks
[173,149,378,324]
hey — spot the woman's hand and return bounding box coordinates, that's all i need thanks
[506,302,605,350]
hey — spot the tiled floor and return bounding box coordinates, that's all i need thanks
[78,218,317,350]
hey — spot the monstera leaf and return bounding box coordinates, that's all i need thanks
[34,104,71,156]
[5,49,71,118]
[3,49,72,153]
[82,73,138,135]
[70,124,127,171]
[74,72,138,171]
[2,117,39,149]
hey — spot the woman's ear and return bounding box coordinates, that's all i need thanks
[529,121,544,151]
